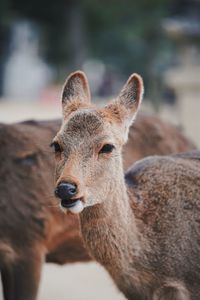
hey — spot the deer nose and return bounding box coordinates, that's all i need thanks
[55,182,77,200]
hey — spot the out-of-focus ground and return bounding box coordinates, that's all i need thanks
[0,98,199,300]
[0,262,125,300]
[38,262,125,300]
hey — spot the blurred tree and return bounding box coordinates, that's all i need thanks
[83,0,172,95]
[2,0,197,102]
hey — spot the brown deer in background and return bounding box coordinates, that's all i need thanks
[53,71,200,300]
[0,85,196,298]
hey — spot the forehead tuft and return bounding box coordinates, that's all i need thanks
[63,109,104,137]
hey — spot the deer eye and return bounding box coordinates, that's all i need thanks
[50,142,62,153]
[99,144,115,154]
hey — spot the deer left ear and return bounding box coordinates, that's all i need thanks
[117,73,143,122]
[106,73,143,123]
[61,71,91,118]
[105,73,144,141]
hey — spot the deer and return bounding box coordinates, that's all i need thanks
[53,70,200,300]
[0,115,195,300]
[0,94,195,299]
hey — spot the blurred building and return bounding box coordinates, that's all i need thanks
[3,21,53,101]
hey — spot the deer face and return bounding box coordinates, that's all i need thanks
[53,71,143,214]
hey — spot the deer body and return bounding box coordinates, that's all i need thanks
[81,153,200,299]
[53,71,200,300]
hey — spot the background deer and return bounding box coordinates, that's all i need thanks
[0,89,195,299]
[53,71,200,300]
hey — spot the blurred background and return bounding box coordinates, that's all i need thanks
[0,0,199,299]
[0,0,200,145]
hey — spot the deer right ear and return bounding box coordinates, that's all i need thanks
[61,71,91,118]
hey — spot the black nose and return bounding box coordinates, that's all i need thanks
[55,182,77,200]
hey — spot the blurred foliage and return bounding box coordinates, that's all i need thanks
[84,0,170,71]
[0,0,193,102]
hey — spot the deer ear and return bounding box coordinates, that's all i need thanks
[62,71,91,117]
[106,73,143,124]
[105,73,144,141]
[118,73,143,121]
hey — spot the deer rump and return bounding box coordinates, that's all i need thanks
[0,114,195,300]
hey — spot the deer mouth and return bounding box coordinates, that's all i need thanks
[61,198,79,208]
[61,198,84,214]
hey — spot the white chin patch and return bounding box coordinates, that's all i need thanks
[68,200,84,214]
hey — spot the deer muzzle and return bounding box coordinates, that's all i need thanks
[55,182,84,214]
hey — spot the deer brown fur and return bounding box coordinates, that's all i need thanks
[53,71,200,300]
[0,120,90,300]
[0,99,195,298]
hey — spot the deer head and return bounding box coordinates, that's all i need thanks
[52,71,144,213]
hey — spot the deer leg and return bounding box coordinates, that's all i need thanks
[1,266,14,300]
[1,251,43,300]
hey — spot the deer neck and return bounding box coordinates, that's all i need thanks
[79,177,141,278]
